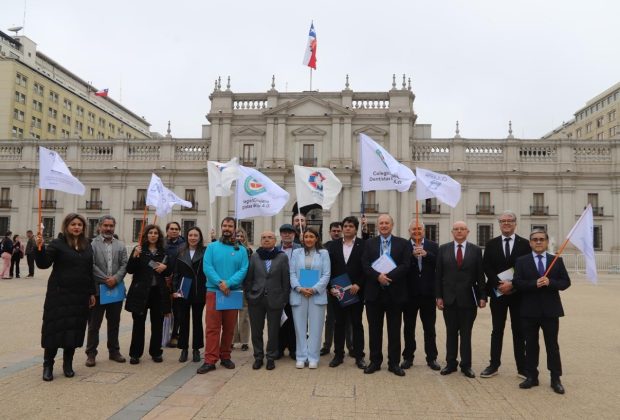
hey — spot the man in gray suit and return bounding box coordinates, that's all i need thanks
[245,231,291,370]
[436,221,487,378]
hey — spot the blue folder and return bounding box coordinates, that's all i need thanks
[178,276,192,299]
[299,269,320,288]
[330,273,360,307]
[99,282,126,305]
[215,289,243,310]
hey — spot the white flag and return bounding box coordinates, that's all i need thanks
[38,146,85,195]
[567,204,597,283]
[146,173,192,217]
[415,167,462,208]
[294,165,342,210]
[359,133,415,192]
[208,158,240,204]
[235,165,289,219]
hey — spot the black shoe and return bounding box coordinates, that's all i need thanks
[388,364,406,377]
[220,359,235,369]
[179,349,188,363]
[289,352,296,360]
[348,349,354,358]
[42,365,53,381]
[192,349,201,363]
[266,359,275,370]
[400,358,413,369]
[109,353,126,363]
[440,365,457,375]
[241,344,249,351]
[320,347,330,356]
[197,363,216,374]
[355,358,367,369]
[427,360,441,371]
[63,364,75,378]
[480,365,498,378]
[461,367,476,378]
[329,357,344,368]
[130,357,140,365]
[252,359,263,370]
[551,378,565,394]
[364,363,381,374]
[519,378,540,389]
[152,355,163,363]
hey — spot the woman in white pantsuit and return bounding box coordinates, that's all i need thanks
[289,227,331,369]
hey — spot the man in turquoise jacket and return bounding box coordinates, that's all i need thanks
[197,217,249,374]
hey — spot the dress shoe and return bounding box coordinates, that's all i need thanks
[192,349,201,362]
[109,353,126,363]
[26,274,34,278]
[461,367,476,378]
[440,366,457,375]
[196,363,216,374]
[266,359,275,370]
[85,355,96,367]
[364,363,381,374]
[63,363,75,378]
[320,347,330,356]
[480,365,498,378]
[42,366,53,381]
[220,359,235,369]
[289,352,296,360]
[355,358,367,369]
[152,355,163,363]
[329,357,344,367]
[179,349,188,363]
[241,344,249,351]
[130,357,140,365]
[519,378,540,389]
[427,360,441,371]
[252,359,263,370]
[388,364,406,377]
[400,358,413,369]
[551,378,565,395]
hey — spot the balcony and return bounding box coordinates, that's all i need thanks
[530,205,549,216]
[181,202,198,211]
[0,199,11,208]
[86,200,102,210]
[41,200,57,209]
[589,206,604,216]
[132,201,146,210]
[241,157,257,167]
[422,204,441,215]
[362,203,379,213]
[476,204,495,215]
[299,157,317,166]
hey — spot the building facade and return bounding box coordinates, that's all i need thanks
[0,30,151,141]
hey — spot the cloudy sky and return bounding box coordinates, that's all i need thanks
[4,0,619,139]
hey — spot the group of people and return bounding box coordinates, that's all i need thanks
[33,210,570,395]
[1,230,36,279]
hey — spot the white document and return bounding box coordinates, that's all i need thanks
[494,268,514,297]
[280,310,288,327]
[371,254,397,274]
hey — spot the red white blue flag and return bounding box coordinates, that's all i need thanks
[95,88,109,97]
[302,22,317,69]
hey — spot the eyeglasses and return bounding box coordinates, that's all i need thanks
[530,238,547,243]
[499,219,515,224]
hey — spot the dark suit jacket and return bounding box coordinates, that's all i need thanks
[244,251,291,310]
[483,234,531,294]
[513,253,570,318]
[407,238,439,298]
[327,237,365,298]
[362,235,411,304]
[435,241,486,308]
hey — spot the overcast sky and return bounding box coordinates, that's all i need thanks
[4,0,619,139]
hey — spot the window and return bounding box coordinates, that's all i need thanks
[576,128,582,137]
[108,122,115,132]
[609,110,616,122]
[63,98,72,111]
[596,117,604,128]
[477,192,493,214]
[42,217,55,240]
[62,114,71,125]
[362,191,378,213]
[87,112,95,123]
[531,224,547,233]
[33,82,44,96]
[15,91,26,104]
[477,224,493,247]
[11,127,24,139]
[97,131,105,139]
[0,217,10,236]
[597,133,604,140]
[133,218,149,242]
[185,189,196,206]
[48,107,57,118]
[593,225,602,251]
[586,122,592,133]
[98,117,106,127]
[531,193,546,215]
[75,121,83,131]
[16,72,27,87]
[301,144,316,166]
[240,220,254,245]
[61,129,70,138]
[49,91,59,103]
[43,190,55,209]
[423,198,440,214]
[610,127,617,138]
[87,218,99,239]
[76,105,84,117]
[242,144,256,166]
[135,189,146,209]
[425,223,439,243]
[32,99,43,112]
[182,220,196,237]
[87,188,102,210]
[13,109,25,121]
[588,193,602,216]
[31,117,41,129]
[0,188,10,208]
[366,223,376,238]
[87,126,94,136]
[47,123,56,134]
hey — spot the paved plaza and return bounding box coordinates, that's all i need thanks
[0,268,619,419]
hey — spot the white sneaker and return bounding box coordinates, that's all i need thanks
[295,361,305,369]
[308,361,318,369]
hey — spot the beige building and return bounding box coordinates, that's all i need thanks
[543,82,620,141]
[0,30,150,141]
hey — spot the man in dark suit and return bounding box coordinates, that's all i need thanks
[276,224,300,359]
[436,221,487,378]
[481,211,531,379]
[401,220,441,371]
[327,216,366,369]
[245,231,291,370]
[361,214,411,376]
[513,229,570,394]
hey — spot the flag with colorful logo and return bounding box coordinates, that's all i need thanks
[415,167,462,208]
[359,133,415,192]
[235,165,290,219]
[294,165,342,210]
[208,157,240,204]
[302,22,317,69]
[146,173,192,217]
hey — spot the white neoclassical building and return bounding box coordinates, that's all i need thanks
[1,75,618,270]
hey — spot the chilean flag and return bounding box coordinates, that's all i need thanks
[95,88,109,98]
[302,22,317,70]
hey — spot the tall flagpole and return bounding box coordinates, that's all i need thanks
[309,68,313,91]
[37,189,42,250]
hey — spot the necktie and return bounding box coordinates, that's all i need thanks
[456,244,463,268]
[504,237,511,260]
[382,239,390,255]
[265,259,272,272]
[537,254,545,276]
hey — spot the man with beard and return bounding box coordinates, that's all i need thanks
[292,214,307,244]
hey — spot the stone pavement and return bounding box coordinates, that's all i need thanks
[0,269,619,419]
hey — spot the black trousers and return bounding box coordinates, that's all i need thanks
[26,254,35,276]
[365,292,403,367]
[171,298,181,340]
[443,304,477,369]
[323,294,353,351]
[86,297,123,356]
[44,347,75,367]
[489,294,525,371]
[402,295,438,362]
[10,254,20,277]
[248,296,282,361]
[332,298,365,359]
[129,286,164,359]
[521,316,562,380]
[278,303,296,355]
[176,297,205,350]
